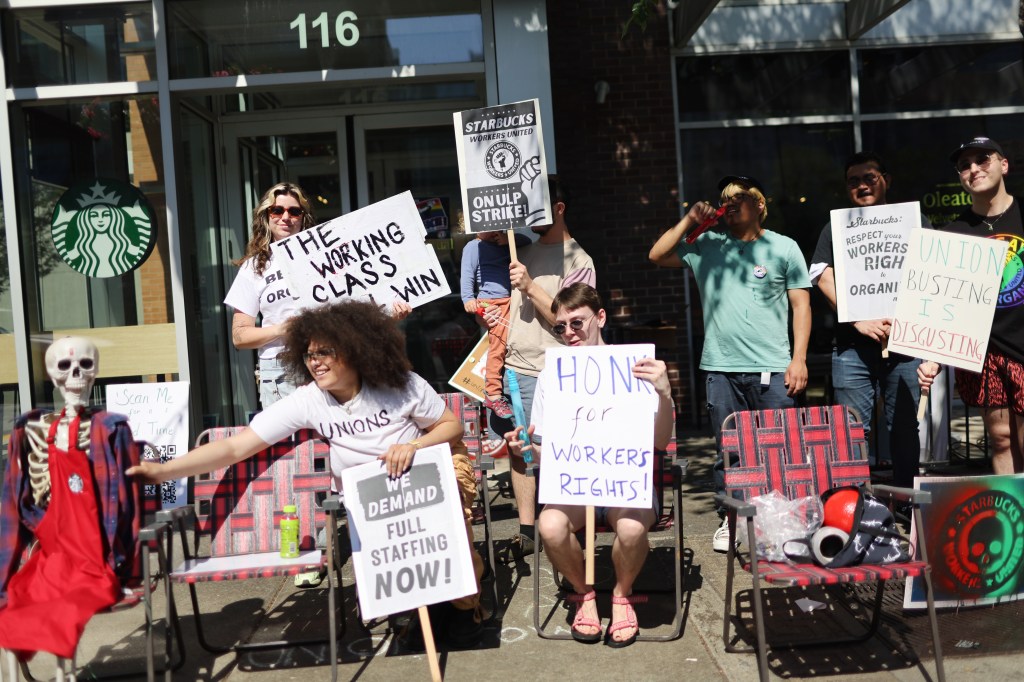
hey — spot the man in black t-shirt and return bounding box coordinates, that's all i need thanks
[809,152,924,488]
[920,137,1024,474]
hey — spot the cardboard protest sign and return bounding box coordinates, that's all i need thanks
[454,99,551,233]
[270,191,451,310]
[888,228,1009,372]
[341,445,476,620]
[830,201,919,322]
[106,381,189,508]
[905,473,1024,609]
[536,344,658,509]
[448,333,488,402]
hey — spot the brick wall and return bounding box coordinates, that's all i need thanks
[546,2,697,421]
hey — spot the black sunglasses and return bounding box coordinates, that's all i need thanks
[269,205,304,217]
[552,316,593,335]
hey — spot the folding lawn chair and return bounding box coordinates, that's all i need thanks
[716,406,944,682]
[153,428,343,681]
[532,435,688,641]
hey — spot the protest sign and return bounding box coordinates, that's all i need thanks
[905,473,1024,609]
[454,99,551,233]
[536,344,658,509]
[270,191,450,310]
[830,201,919,322]
[106,381,189,508]
[448,333,488,402]
[888,228,1009,372]
[341,445,476,620]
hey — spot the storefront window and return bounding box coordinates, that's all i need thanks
[2,3,155,87]
[220,79,482,113]
[167,0,483,79]
[859,42,1024,114]
[1,190,18,438]
[677,50,850,122]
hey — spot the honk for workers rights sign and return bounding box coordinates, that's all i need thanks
[454,99,552,233]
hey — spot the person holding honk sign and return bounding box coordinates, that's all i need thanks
[503,283,675,648]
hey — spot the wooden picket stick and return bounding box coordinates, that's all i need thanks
[917,357,935,421]
[880,336,889,359]
[507,228,519,262]
[585,505,596,585]
[417,606,443,682]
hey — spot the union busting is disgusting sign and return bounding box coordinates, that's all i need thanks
[888,228,1008,372]
[454,98,551,233]
[341,445,476,620]
[270,191,450,310]
[536,344,658,510]
[830,201,919,322]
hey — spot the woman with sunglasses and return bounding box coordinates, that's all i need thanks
[225,182,318,409]
[128,299,485,647]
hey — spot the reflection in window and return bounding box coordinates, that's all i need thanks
[859,43,1024,114]
[167,0,483,79]
[0,193,11,333]
[2,3,155,87]
[221,79,481,113]
[677,51,850,122]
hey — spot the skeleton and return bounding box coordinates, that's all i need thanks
[23,337,98,507]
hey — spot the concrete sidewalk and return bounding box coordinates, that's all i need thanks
[20,429,1022,681]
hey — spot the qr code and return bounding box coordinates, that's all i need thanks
[142,444,178,503]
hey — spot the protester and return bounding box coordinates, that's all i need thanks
[128,300,484,648]
[483,175,595,557]
[920,137,1024,474]
[808,152,924,488]
[649,175,811,551]
[504,283,674,647]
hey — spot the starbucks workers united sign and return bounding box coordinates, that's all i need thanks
[51,179,156,278]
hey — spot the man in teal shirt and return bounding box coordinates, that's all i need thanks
[650,175,811,551]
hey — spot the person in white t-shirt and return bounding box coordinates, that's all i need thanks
[225,182,318,408]
[503,283,675,648]
[128,300,485,649]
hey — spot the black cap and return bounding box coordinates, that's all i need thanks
[949,137,1005,163]
[718,175,766,194]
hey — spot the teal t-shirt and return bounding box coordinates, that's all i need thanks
[677,229,810,372]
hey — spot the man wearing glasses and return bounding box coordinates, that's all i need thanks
[808,152,926,489]
[920,137,1024,475]
[649,175,811,552]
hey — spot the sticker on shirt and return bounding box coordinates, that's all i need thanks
[753,265,768,279]
[991,233,1024,308]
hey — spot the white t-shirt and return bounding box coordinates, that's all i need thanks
[223,255,297,361]
[249,373,445,490]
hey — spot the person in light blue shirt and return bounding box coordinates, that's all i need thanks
[649,175,811,551]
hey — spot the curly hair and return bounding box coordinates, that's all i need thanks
[235,182,317,276]
[280,301,412,389]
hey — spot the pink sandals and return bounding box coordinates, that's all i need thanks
[606,594,647,648]
[566,589,602,643]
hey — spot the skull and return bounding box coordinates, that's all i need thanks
[45,336,99,410]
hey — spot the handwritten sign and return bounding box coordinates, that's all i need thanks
[536,344,657,509]
[454,99,551,233]
[831,201,919,322]
[888,228,1009,371]
[447,333,488,402]
[341,445,476,620]
[105,381,189,509]
[270,191,451,310]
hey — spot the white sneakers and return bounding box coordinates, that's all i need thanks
[713,518,735,553]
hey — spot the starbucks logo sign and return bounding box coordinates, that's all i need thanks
[51,179,156,278]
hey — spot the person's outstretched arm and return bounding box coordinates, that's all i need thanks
[127,427,269,484]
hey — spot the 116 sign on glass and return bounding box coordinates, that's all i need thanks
[289,11,360,49]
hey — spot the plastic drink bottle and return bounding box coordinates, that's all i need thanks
[280,504,300,558]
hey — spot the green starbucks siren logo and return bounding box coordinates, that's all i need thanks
[51,178,156,278]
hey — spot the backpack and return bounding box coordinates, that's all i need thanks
[816,486,911,568]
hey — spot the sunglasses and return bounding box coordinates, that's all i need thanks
[268,205,304,217]
[303,348,335,363]
[718,192,752,208]
[955,152,996,174]
[846,173,882,189]
[552,316,593,336]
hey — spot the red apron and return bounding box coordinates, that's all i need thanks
[0,412,121,660]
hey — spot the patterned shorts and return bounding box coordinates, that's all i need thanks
[955,349,1024,414]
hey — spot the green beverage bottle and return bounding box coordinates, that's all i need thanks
[280,504,300,558]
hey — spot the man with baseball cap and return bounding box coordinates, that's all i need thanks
[920,137,1024,474]
[649,175,811,551]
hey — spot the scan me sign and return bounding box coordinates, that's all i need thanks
[341,445,476,620]
[454,98,552,233]
[271,191,450,310]
[536,344,658,510]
